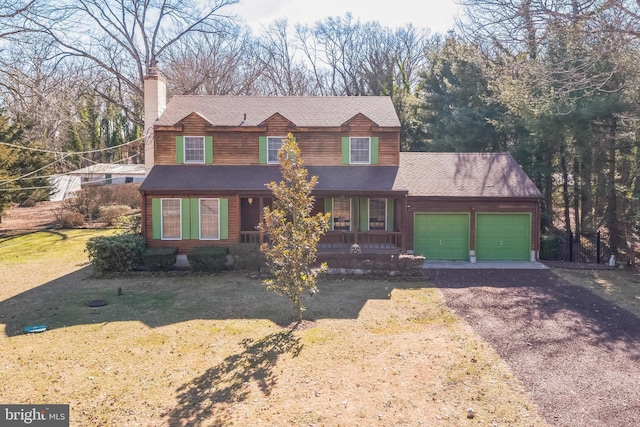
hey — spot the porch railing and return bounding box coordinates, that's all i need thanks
[240,230,402,252]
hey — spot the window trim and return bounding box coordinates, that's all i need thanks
[267,136,285,164]
[199,198,220,240]
[184,135,205,164]
[368,197,387,231]
[349,137,371,164]
[161,198,182,240]
[332,197,352,231]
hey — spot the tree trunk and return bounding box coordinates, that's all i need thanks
[606,116,620,256]
[561,152,572,234]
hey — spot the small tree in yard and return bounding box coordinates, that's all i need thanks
[261,133,330,322]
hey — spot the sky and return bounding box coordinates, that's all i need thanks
[227,0,462,35]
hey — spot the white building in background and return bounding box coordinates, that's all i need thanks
[50,163,145,201]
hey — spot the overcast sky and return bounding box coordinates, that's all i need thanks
[227,0,462,34]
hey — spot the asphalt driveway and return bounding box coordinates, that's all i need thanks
[425,269,640,426]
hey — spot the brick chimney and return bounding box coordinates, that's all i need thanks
[144,64,166,174]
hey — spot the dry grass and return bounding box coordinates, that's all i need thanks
[0,230,548,426]
[552,267,640,318]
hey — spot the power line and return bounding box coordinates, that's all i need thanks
[0,135,144,155]
[0,154,69,185]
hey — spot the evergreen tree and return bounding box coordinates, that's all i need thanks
[260,133,331,322]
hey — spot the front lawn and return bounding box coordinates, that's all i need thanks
[0,230,547,426]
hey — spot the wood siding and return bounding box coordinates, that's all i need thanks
[406,197,540,254]
[154,114,400,167]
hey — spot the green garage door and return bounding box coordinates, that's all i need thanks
[414,213,469,260]
[476,213,531,261]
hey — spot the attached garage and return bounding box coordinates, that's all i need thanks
[475,213,531,261]
[414,213,469,260]
[398,152,542,261]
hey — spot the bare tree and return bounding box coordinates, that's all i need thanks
[163,28,259,96]
[251,20,320,95]
[10,0,239,124]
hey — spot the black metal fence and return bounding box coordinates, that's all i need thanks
[541,231,611,264]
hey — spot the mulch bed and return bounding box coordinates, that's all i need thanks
[426,269,640,426]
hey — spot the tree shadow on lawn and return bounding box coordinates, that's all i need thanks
[0,267,395,337]
[164,329,302,427]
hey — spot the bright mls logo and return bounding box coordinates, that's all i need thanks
[0,405,69,426]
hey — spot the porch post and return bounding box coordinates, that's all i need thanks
[354,197,359,244]
[259,197,264,245]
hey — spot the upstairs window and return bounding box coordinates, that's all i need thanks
[268,136,285,164]
[350,137,370,164]
[369,198,387,231]
[184,136,205,163]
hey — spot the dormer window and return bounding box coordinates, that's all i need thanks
[350,137,370,164]
[184,136,205,163]
[268,136,285,164]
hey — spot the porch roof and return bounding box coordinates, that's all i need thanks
[140,165,406,194]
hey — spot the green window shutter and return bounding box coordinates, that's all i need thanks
[152,198,161,239]
[371,137,379,164]
[259,136,268,164]
[341,137,349,164]
[325,197,333,230]
[220,198,229,239]
[386,198,394,231]
[359,198,369,232]
[176,136,184,164]
[190,199,200,239]
[205,136,213,164]
[181,198,190,239]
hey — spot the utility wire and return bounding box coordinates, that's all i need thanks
[0,135,144,155]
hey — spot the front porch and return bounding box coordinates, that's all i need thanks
[239,194,406,254]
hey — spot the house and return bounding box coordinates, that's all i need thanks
[139,67,542,261]
[50,163,145,201]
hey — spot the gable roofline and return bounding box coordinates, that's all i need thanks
[341,112,379,127]
[176,111,213,126]
[258,112,296,128]
[155,96,401,128]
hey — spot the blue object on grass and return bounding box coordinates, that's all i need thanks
[23,325,47,334]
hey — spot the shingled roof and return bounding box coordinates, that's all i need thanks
[140,165,405,194]
[397,152,542,198]
[155,96,401,128]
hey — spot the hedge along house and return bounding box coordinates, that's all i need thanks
[139,67,542,261]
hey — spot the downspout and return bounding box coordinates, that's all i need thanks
[403,193,408,253]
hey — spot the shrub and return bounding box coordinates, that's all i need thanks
[187,246,228,272]
[66,186,113,220]
[65,183,141,220]
[98,204,132,226]
[142,247,178,271]
[113,213,142,234]
[316,252,425,276]
[60,211,85,229]
[229,243,263,271]
[86,234,145,274]
[111,183,141,209]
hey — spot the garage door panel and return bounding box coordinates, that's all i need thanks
[414,213,469,260]
[476,214,530,261]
